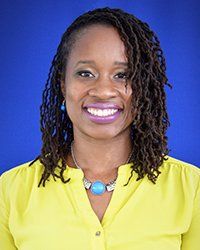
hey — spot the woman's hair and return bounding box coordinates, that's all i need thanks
[29,7,172,187]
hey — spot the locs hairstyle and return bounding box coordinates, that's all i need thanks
[29,7,172,187]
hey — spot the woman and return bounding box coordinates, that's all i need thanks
[0,7,199,250]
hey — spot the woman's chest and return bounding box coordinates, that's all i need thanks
[9,179,192,250]
[86,189,113,222]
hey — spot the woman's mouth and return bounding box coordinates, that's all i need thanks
[83,103,122,124]
[87,108,118,117]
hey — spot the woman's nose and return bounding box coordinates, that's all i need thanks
[88,76,119,99]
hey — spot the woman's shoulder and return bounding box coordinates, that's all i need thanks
[162,155,200,175]
[159,155,200,186]
[0,158,44,189]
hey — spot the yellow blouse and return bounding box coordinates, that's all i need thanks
[0,156,200,250]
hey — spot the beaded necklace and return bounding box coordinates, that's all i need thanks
[70,141,133,195]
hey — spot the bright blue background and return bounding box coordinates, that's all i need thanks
[0,0,199,174]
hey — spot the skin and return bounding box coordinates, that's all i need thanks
[61,25,137,182]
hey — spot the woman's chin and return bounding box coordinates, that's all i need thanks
[75,125,131,141]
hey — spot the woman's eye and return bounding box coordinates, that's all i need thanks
[115,72,129,80]
[76,71,94,78]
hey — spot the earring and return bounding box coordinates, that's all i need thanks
[60,100,66,111]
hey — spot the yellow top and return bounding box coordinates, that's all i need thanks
[0,156,200,250]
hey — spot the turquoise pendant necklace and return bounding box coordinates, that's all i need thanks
[70,141,133,196]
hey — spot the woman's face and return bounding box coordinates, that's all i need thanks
[61,24,136,140]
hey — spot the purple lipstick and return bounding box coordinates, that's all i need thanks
[83,102,122,124]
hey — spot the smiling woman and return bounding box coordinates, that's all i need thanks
[61,24,135,141]
[0,7,200,250]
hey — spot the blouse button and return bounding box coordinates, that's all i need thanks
[95,231,101,236]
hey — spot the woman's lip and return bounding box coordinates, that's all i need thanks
[83,109,122,124]
[84,102,122,110]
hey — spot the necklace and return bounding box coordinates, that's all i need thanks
[70,141,133,196]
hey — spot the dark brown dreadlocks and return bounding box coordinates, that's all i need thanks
[29,7,172,187]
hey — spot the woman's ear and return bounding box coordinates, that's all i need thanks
[61,80,66,97]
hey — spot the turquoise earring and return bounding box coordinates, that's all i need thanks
[60,100,66,112]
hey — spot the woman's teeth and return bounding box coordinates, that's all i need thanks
[87,108,118,117]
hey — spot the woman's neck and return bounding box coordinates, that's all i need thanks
[67,131,133,180]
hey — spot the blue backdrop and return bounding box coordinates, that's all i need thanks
[0,0,199,174]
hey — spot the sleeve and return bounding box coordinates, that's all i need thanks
[181,176,200,250]
[0,173,17,250]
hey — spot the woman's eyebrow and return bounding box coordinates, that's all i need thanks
[75,60,96,67]
[75,60,128,67]
[114,61,128,67]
